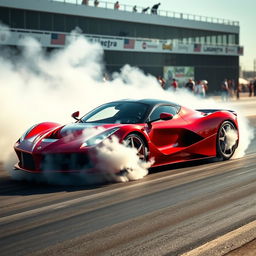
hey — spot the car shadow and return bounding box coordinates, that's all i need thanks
[148,157,219,174]
[0,171,110,196]
[1,157,220,196]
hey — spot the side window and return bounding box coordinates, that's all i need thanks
[149,105,177,121]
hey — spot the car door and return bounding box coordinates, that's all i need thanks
[147,104,188,158]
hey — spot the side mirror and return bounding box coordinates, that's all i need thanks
[160,112,173,120]
[72,111,80,120]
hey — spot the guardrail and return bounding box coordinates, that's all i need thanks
[49,0,239,26]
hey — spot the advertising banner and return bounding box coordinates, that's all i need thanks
[0,29,243,56]
[87,36,122,50]
[163,66,195,87]
[135,40,162,52]
[202,45,225,55]
[0,31,50,46]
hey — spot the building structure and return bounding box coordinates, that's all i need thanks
[0,0,243,91]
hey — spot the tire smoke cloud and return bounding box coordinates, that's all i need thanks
[0,25,253,184]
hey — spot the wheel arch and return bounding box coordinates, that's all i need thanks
[25,122,61,139]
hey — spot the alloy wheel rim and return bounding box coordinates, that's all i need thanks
[218,122,238,158]
[125,135,147,161]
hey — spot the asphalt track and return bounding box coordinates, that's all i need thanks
[0,101,255,256]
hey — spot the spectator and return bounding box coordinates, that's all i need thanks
[94,0,99,7]
[201,80,208,94]
[142,7,150,13]
[114,1,120,10]
[194,80,206,98]
[157,76,166,89]
[171,78,178,91]
[133,5,137,12]
[103,73,110,82]
[248,81,253,97]
[235,81,240,100]
[82,0,89,5]
[253,79,256,96]
[151,3,161,15]
[227,79,234,98]
[221,78,229,101]
[185,78,195,92]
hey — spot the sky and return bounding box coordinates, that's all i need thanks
[106,0,255,71]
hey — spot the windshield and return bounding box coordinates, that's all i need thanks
[80,102,149,124]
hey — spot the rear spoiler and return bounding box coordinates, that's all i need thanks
[196,109,237,116]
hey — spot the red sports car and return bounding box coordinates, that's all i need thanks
[14,99,239,176]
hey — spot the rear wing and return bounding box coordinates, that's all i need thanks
[196,109,237,116]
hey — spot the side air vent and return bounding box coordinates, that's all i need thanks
[178,130,203,147]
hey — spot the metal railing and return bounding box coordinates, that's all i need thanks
[8,27,240,48]
[50,0,239,26]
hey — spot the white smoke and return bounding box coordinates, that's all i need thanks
[229,111,254,159]
[0,22,10,41]
[0,24,254,184]
[95,136,153,182]
[226,129,238,151]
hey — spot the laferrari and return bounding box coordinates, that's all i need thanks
[14,99,239,176]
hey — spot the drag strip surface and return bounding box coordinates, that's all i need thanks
[0,117,255,256]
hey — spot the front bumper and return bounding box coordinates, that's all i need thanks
[11,166,111,185]
[14,150,96,174]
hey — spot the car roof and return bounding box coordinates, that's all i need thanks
[108,98,180,108]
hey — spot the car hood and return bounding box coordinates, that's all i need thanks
[58,123,122,139]
[17,123,126,154]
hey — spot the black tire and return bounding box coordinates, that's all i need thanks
[216,121,238,160]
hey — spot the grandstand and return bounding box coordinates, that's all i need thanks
[0,0,243,91]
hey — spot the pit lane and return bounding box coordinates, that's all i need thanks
[0,109,255,256]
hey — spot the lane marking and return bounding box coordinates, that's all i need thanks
[1,153,256,225]
[181,220,256,256]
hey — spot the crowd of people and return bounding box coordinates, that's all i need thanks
[220,78,256,101]
[158,76,256,100]
[245,79,256,97]
[158,76,208,98]
[81,0,162,14]
[81,0,256,101]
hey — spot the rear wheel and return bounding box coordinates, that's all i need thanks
[217,121,238,160]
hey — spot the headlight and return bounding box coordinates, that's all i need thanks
[19,124,37,142]
[81,128,119,147]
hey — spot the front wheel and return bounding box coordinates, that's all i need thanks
[124,133,148,161]
[217,121,238,160]
[115,133,148,180]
